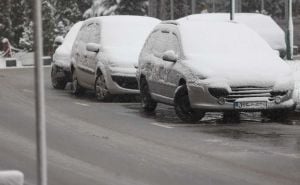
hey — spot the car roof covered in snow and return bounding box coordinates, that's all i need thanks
[178,13,286,52]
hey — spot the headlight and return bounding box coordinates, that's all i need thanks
[208,87,229,98]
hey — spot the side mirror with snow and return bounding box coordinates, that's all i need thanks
[162,50,178,62]
[86,43,101,53]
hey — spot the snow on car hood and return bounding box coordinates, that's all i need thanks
[180,21,293,89]
[53,45,71,67]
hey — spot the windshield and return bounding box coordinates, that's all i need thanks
[101,17,159,54]
[180,21,277,64]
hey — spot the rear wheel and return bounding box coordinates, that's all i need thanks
[95,73,112,101]
[174,85,205,123]
[72,70,85,96]
[51,65,67,89]
[140,78,157,112]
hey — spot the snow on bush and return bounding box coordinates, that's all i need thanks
[0,171,24,185]
[178,21,293,89]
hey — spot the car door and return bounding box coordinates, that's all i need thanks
[73,24,90,87]
[77,23,96,88]
[146,30,169,96]
[163,32,181,99]
[85,23,101,87]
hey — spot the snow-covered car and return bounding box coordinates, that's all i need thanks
[71,16,160,101]
[137,20,295,122]
[179,13,287,58]
[51,21,83,89]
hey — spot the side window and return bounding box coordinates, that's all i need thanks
[167,33,180,55]
[88,23,101,43]
[152,31,169,57]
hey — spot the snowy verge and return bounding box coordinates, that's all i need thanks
[287,59,300,110]
[0,171,24,185]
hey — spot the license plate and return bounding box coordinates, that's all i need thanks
[234,101,267,110]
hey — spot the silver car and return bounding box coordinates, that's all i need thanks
[70,16,160,101]
[137,20,295,122]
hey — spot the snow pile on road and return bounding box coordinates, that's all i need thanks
[0,171,24,185]
[179,21,292,88]
[179,13,286,52]
[287,60,300,107]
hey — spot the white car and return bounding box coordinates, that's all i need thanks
[179,13,287,58]
[51,21,83,89]
[70,16,160,101]
[137,20,295,122]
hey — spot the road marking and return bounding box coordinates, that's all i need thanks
[74,102,90,107]
[151,122,173,129]
[22,89,33,93]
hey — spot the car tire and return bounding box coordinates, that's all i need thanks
[261,110,289,121]
[95,73,112,102]
[51,65,67,89]
[72,70,85,96]
[140,78,157,112]
[174,85,205,123]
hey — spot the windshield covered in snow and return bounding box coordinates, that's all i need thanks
[101,17,159,54]
[179,21,277,64]
[62,21,83,51]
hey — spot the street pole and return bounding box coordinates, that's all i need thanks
[33,0,48,185]
[286,0,294,60]
[230,0,235,20]
[261,0,265,12]
[192,0,196,14]
[212,0,216,13]
[170,0,174,19]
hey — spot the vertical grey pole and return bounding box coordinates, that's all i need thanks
[212,0,216,13]
[261,0,265,12]
[33,0,47,185]
[170,0,174,19]
[192,0,196,14]
[287,0,294,60]
[230,0,235,20]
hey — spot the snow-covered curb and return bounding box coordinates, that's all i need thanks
[287,59,300,110]
[0,171,24,185]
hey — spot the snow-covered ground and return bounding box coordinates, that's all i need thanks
[287,59,300,110]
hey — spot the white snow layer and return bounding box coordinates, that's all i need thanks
[53,21,83,67]
[0,171,24,185]
[179,13,286,51]
[179,21,293,89]
[100,16,160,66]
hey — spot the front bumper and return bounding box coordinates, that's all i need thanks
[188,84,296,112]
[105,67,139,95]
[52,64,72,82]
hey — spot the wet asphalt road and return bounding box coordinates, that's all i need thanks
[0,67,299,185]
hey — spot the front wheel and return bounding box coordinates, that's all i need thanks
[140,78,157,112]
[174,85,205,123]
[51,65,67,89]
[95,73,112,102]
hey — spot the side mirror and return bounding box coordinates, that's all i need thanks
[86,43,101,53]
[162,50,178,62]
